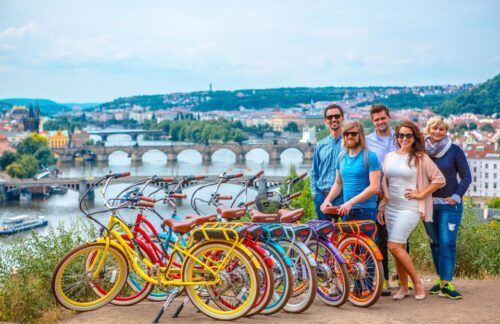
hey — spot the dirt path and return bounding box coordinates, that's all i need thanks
[64,278,500,324]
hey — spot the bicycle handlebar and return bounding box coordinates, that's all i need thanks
[224,172,243,180]
[171,193,187,199]
[108,171,130,179]
[218,195,233,200]
[137,200,155,208]
[288,191,301,200]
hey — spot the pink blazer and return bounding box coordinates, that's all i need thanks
[379,152,446,222]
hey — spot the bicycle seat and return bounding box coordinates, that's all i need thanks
[250,210,279,223]
[323,206,341,216]
[333,220,376,236]
[278,208,304,223]
[163,218,197,233]
[217,207,246,219]
[185,214,217,225]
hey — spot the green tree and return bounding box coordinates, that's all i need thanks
[0,151,19,170]
[34,147,56,167]
[284,121,300,132]
[16,133,49,155]
[6,155,39,178]
[488,197,500,209]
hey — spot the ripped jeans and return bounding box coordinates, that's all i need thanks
[423,203,463,281]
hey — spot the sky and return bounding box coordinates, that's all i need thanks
[0,0,499,102]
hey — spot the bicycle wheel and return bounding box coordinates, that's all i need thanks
[183,241,259,320]
[87,242,154,306]
[51,242,128,311]
[308,238,350,307]
[338,236,383,307]
[258,241,293,315]
[279,239,317,313]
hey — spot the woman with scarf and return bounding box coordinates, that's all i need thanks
[424,116,472,300]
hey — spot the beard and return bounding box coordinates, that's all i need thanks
[345,139,359,149]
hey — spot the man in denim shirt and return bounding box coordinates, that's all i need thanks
[310,104,344,220]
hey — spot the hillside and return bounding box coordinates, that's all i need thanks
[438,74,499,116]
[0,98,70,115]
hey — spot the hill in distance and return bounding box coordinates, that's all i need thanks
[0,99,100,115]
[438,74,499,116]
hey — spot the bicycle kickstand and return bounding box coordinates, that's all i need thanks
[172,296,189,318]
[152,292,176,323]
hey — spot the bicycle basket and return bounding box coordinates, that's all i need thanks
[255,191,281,214]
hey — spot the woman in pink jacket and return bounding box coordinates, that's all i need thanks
[377,120,445,301]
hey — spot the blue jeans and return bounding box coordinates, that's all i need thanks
[423,203,463,281]
[313,192,342,221]
[343,208,378,238]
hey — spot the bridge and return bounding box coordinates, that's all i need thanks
[53,142,315,164]
[88,129,163,142]
[1,175,290,201]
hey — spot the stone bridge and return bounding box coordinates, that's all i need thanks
[54,142,315,164]
[89,129,163,142]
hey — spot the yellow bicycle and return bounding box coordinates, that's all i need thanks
[51,173,261,321]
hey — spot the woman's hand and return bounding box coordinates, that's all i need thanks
[445,197,457,205]
[338,200,354,216]
[405,189,423,200]
[320,200,332,212]
[377,210,385,225]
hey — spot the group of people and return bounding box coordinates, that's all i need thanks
[310,104,472,301]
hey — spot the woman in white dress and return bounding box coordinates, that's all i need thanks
[377,121,445,301]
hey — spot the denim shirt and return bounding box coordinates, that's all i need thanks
[310,135,343,196]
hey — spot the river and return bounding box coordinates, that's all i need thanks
[0,134,311,242]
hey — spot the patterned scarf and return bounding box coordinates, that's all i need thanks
[425,135,452,158]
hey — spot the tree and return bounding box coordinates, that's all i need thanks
[488,197,500,209]
[480,123,495,133]
[284,122,300,133]
[16,133,49,155]
[6,155,39,178]
[34,147,56,166]
[0,151,19,170]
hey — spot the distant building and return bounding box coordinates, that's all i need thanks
[0,134,15,155]
[300,127,317,144]
[465,143,499,198]
[22,104,40,132]
[45,130,70,149]
[72,128,90,147]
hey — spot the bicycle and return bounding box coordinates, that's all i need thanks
[51,172,261,321]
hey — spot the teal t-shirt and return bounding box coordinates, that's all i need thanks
[337,149,381,209]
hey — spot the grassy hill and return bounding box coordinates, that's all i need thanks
[438,74,499,116]
[0,98,70,115]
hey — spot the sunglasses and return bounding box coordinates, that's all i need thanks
[326,114,342,121]
[397,133,414,140]
[343,131,359,138]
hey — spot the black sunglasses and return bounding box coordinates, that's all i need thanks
[326,114,342,121]
[397,133,414,140]
[343,131,359,138]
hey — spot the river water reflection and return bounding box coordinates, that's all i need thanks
[1,135,311,242]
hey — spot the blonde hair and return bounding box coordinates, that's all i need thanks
[425,116,449,134]
[342,121,367,150]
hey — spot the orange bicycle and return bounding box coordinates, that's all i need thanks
[323,206,383,307]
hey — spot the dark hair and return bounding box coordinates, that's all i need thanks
[370,104,390,118]
[395,120,425,167]
[323,104,344,119]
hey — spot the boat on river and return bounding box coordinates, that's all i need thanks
[0,215,48,236]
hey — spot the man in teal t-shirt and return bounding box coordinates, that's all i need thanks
[320,121,381,227]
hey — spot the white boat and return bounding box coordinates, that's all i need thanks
[0,215,48,236]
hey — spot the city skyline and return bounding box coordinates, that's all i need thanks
[1,0,499,102]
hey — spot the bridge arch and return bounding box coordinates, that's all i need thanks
[280,147,304,164]
[177,149,203,164]
[141,149,167,164]
[108,150,132,165]
[245,148,270,163]
[212,148,237,163]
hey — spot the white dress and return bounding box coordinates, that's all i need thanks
[384,152,420,244]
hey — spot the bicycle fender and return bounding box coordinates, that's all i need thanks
[318,237,346,264]
[283,239,317,267]
[268,241,293,267]
[188,239,261,270]
[362,235,384,261]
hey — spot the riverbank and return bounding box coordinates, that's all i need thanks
[65,277,500,324]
